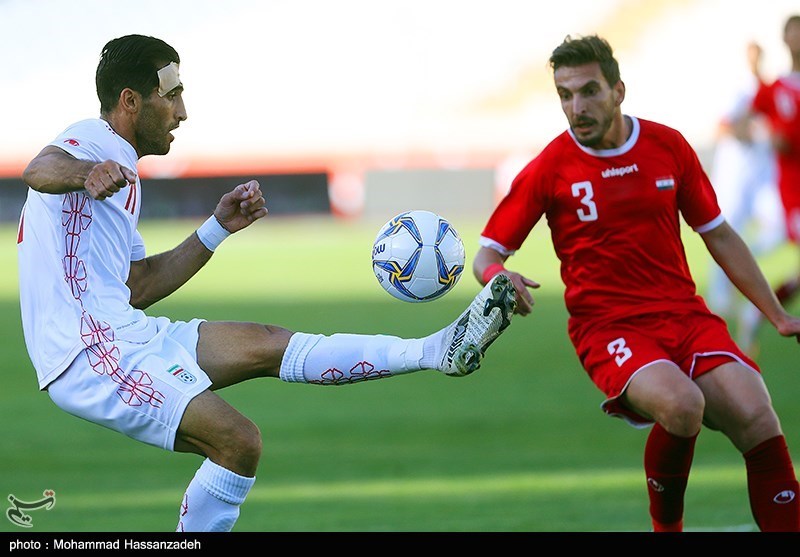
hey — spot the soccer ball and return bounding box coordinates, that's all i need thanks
[371,210,465,303]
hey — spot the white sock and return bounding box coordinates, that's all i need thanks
[279,332,433,384]
[176,458,255,532]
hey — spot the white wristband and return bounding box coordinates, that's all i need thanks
[196,215,231,252]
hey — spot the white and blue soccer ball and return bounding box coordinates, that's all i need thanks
[372,210,465,303]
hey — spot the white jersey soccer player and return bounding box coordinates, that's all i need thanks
[19,119,151,388]
[18,118,212,449]
[17,34,518,533]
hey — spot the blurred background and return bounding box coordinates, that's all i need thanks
[1,0,797,222]
[2,0,800,532]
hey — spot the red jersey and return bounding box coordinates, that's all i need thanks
[752,74,800,239]
[480,117,722,325]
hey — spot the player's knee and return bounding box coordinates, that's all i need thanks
[206,417,262,475]
[246,324,294,372]
[730,403,783,452]
[230,418,263,468]
[658,389,705,437]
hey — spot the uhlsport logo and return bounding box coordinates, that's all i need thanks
[601,163,639,179]
[6,490,56,528]
[647,477,665,492]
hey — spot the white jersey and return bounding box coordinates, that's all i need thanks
[17,118,158,389]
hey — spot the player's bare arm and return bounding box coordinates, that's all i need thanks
[127,180,268,310]
[23,145,136,199]
[701,221,800,341]
[127,235,212,310]
[473,245,539,316]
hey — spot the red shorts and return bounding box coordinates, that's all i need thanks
[569,309,760,427]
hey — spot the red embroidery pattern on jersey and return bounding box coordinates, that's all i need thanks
[80,312,114,347]
[116,370,165,408]
[62,194,91,299]
[124,183,138,215]
[85,343,121,377]
[17,208,24,244]
[61,192,165,409]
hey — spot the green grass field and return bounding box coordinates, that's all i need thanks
[1,215,798,533]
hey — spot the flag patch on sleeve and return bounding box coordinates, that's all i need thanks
[655,177,675,190]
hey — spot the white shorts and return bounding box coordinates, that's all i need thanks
[47,317,212,451]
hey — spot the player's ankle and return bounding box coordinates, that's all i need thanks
[652,518,683,532]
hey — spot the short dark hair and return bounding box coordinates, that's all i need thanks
[549,35,621,87]
[95,34,180,115]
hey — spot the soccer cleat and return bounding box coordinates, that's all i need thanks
[437,273,517,377]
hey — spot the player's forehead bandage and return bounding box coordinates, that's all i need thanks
[157,62,181,97]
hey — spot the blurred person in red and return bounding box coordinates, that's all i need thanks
[740,15,800,352]
[706,41,784,351]
[473,34,800,532]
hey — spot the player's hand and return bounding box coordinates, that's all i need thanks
[772,133,790,154]
[775,313,800,345]
[746,42,762,78]
[214,180,268,233]
[84,160,137,200]
[502,270,540,316]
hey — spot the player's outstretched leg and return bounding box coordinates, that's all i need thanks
[436,273,517,377]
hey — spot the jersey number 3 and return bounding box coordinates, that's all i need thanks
[607,337,632,367]
[572,181,598,222]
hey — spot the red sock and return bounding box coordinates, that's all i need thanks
[744,435,800,532]
[644,423,698,532]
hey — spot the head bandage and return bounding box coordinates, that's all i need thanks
[157,62,181,97]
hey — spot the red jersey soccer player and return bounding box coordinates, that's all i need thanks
[743,15,800,350]
[474,35,800,532]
